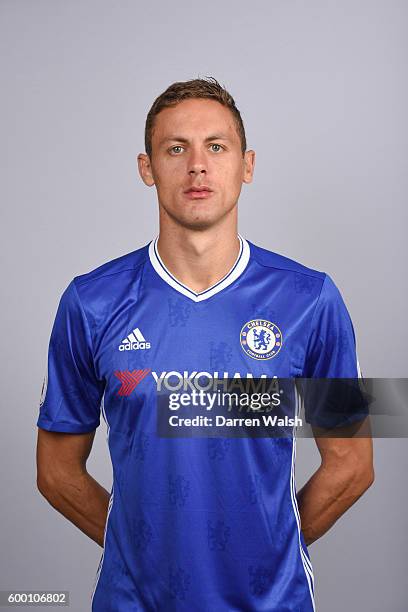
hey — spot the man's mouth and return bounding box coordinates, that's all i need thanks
[183,186,213,200]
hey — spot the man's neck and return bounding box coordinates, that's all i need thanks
[156,219,240,294]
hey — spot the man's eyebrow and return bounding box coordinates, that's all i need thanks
[205,134,230,142]
[159,134,231,145]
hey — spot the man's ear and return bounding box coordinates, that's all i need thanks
[243,149,255,184]
[137,153,155,186]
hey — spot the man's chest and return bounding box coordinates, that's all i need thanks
[92,286,315,410]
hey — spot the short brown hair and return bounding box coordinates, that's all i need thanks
[144,76,247,158]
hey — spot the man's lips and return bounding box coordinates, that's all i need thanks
[183,186,213,199]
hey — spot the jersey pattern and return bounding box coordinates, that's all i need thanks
[37,236,361,612]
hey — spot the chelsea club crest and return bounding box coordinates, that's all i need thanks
[240,319,283,360]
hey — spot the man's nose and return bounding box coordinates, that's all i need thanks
[189,166,206,176]
[188,149,207,175]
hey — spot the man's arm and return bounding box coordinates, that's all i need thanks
[36,428,110,547]
[296,418,374,546]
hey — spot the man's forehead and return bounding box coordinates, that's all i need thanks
[153,99,237,141]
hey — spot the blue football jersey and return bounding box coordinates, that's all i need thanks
[37,236,361,611]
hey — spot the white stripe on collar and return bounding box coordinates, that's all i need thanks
[148,234,250,302]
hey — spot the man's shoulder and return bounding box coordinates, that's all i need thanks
[68,243,150,310]
[247,240,350,308]
[248,239,326,281]
[73,243,150,289]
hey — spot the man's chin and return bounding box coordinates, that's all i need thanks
[176,216,218,231]
[166,209,225,231]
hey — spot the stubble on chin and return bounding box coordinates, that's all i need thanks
[158,196,237,232]
[162,206,216,231]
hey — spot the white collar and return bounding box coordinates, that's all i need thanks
[148,234,250,302]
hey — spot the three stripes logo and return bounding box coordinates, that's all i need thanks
[114,369,151,397]
[119,327,151,351]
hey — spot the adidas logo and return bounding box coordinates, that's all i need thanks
[119,327,151,351]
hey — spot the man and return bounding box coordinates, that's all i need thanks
[36,77,374,611]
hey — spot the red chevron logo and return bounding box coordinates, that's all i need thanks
[114,369,151,397]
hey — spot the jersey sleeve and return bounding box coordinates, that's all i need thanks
[37,279,105,433]
[303,273,361,378]
[301,274,368,427]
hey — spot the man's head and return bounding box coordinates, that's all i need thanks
[138,77,255,231]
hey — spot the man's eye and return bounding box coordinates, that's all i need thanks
[170,146,184,154]
[210,144,223,152]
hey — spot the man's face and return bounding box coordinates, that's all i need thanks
[138,98,255,230]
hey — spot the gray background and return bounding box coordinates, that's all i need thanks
[1,0,407,610]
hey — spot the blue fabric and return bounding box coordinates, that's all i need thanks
[37,239,360,611]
